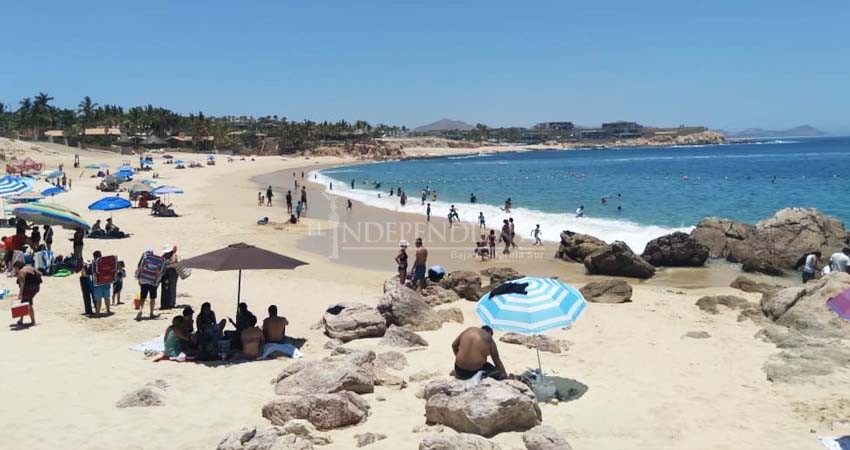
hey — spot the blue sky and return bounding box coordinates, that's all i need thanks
[2,1,848,132]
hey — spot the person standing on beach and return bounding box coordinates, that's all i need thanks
[431,190,437,202]
[14,261,41,326]
[426,203,431,222]
[420,189,426,205]
[531,224,542,246]
[43,224,53,251]
[266,186,273,207]
[575,205,585,218]
[500,220,511,255]
[351,179,355,189]
[346,199,352,212]
[412,238,428,291]
[800,251,820,283]
[295,201,302,220]
[285,190,293,213]
[488,229,496,258]
[829,247,850,273]
[478,212,486,228]
[258,192,264,206]
[509,218,518,249]
[395,240,409,285]
[301,187,308,210]
[72,227,84,268]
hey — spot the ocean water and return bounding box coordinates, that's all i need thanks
[316,137,850,252]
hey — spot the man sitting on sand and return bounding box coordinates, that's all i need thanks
[240,315,265,360]
[451,326,506,380]
[262,305,289,343]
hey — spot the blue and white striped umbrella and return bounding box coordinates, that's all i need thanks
[476,277,586,335]
[0,176,32,198]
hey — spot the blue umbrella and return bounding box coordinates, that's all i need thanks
[476,277,587,377]
[88,196,132,211]
[174,160,185,165]
[45,170,64,179]
[151,185,184,196]
[0,176,31,198]
[41,186,66,197]
[141,179,156,185]
[114,170,134,179]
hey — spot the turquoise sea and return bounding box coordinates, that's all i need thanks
[317,137,850,252]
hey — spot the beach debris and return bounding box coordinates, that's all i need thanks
[380,280,443,331]
[322,302,387,342]
[216,426,314,450]
[272,351,376,395]
[424,378,541,437]
[695,295,753,314]
[480,267,522,286]
[730,276,783,295]
[282,420,333,445]
[641,231,709,267]
[379,325,429,347]
[555,231,606,263]
[499,332,566,354]
[262,392,371,430]
[523,425,572,450]
[436,307,464,324]
[354,432,387,447]
[419,433,502,449]
[420,284,462,306]
[376,351,408,370]
[742,258,785,277]
[115,387,164,408]
[410,370,445,384]
[683,331,711,339]
[583,241,656,279]
[579,279,633,304]
[439,271,484,301]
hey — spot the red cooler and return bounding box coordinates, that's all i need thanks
[11,302,30,319]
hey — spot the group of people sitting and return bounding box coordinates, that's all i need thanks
[151,199,177,217]
[89,218,128,239]
[163,302,289,361]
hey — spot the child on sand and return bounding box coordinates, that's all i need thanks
[112,261,126,306]
[531,225,542,246]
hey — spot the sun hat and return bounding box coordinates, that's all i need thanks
[399,240,409,248]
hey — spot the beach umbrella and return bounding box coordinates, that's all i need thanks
[98,163,109,169]
[88,196,132,211]
[44,170,64,179]
[173,159,185,165]
[114,169,134,180]
[151,185,184,196]
[141,179,156,186]
[128,182,152,193]
[476,277,586,377]
[41,186,66,197]
[10,192,44,202]
[176,243,308,310]
[84,164,100,169]
[0,176,32,198]
[13,203,89,230]
[163,154,174,159]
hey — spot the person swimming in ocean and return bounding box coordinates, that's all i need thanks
[351,179,355,189]
[470,193,477,204]
[617,205,622,213]
[575,205,584,217]
[503,198,512,213]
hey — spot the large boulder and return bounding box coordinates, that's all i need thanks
[380,280,443,331]
[480,267,522,286]
[751,208,848,269]
[555,231,606,263]
[217,426,314,450]
[641,231,709,267]
[690,217,755,261]
[763,272,850,338]
[730,276,783,295]
[439,271,484,301]
[323,302,387,343]
[419,433,502,450]
[271,352,376,395]
[523,425,572,450]
[379,325,429,347]
[741,258,785,277]
[262,392,370,430]
[424,378,541,437]
[421,285,462,306]
[580,279,632,304]
[584,241,656,279]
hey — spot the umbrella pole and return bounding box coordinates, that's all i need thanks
[536,336,544,383]
[236,269,242,311]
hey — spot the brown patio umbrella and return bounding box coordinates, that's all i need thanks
[176,243,308,309]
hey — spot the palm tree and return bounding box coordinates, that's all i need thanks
[77,96,98,148]
[17,97,34,139]
[33,92,54,140]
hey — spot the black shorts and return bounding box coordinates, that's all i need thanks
[140,284,157,300]
[454,362,502,380]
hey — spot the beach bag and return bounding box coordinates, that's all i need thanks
[137,254,166,286]
[93,255,117,286]
[177,266,192,280]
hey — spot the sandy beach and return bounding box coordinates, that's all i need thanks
[1,138,846,450]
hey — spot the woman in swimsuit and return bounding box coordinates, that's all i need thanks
[395,241,409,285]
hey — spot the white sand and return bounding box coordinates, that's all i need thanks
[0,138,840,450]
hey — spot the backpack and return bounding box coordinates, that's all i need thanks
[137,253,166,286]
[93,255,117,286]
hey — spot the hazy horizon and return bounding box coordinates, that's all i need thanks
[2,1,848,134]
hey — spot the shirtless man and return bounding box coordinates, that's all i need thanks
[262,305,289,343]
[240,315,265,360]
[452,326,506,380]
[412,237,428,291]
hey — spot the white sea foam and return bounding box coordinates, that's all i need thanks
[313,170,691,253]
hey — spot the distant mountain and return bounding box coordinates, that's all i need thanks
[414,118,475,132]
[721,125,828,139]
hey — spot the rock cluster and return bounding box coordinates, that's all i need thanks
[584,241,656,279]
[641,232,709,267]
[322,302,386,342]
[380,280,443,330]
[439,271,484,301]
[262,391,370,430]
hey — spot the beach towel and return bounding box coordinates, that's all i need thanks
[820,436,850,450]
[93,255,117,286]
[34,250,54,273]
[827,289,850,320]
[137,254,166,286]
[259,343,303,360]
[130,335,165,353]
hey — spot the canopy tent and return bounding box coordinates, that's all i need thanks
[176,243,308,310]
[88,196,132,212]
[13,203,89,230]
[476,277,587,382]
[151,185,183,196]
[5,157,43,175]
